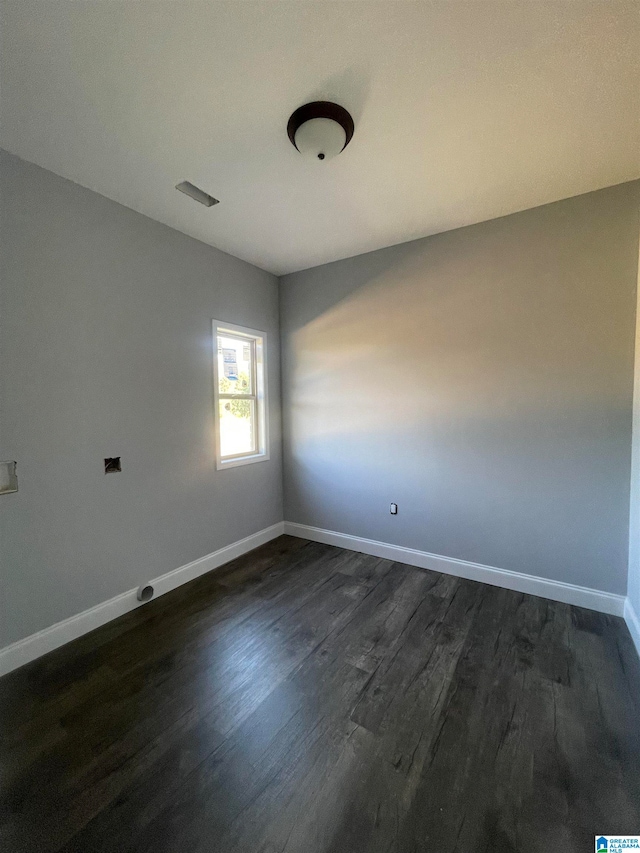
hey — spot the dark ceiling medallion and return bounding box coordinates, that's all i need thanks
[287,101,355,153]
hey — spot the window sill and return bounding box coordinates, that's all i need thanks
[216,452,270,471]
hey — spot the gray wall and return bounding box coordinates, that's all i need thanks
[281,181,640,595]
[628,238,640,631]
[0,150,282,648]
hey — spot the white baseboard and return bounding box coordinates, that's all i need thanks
[283,522,626,617]
[0,522,285,678]
[2,519,632,678]
[624,598,640,659]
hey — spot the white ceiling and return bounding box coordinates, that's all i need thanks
[1,1,639,276]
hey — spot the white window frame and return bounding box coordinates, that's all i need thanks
[212,320,269,470]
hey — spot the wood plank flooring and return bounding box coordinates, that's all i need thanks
[1,535,639,852]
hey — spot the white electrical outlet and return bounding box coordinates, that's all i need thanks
[390,502,398,515]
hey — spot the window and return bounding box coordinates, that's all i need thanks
[213,321,269,469]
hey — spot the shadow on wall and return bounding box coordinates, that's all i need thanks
[283,186,639,593]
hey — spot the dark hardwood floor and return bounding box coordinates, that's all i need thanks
[1,535,639,852]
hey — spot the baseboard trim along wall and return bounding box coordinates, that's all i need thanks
[283,522,627,618]
[2,519,634,678]
[624,598,640,659]
[0,522,285,677]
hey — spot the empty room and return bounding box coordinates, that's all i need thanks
[1,2,639,851]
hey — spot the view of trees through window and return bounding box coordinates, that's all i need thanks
[217,333,257,458]
[219,373,251,418]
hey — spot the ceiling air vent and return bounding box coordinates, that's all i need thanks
[175,181,219,207]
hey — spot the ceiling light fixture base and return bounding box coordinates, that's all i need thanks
[287,101,354,161]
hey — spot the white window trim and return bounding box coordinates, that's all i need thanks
[212,320,270,470]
